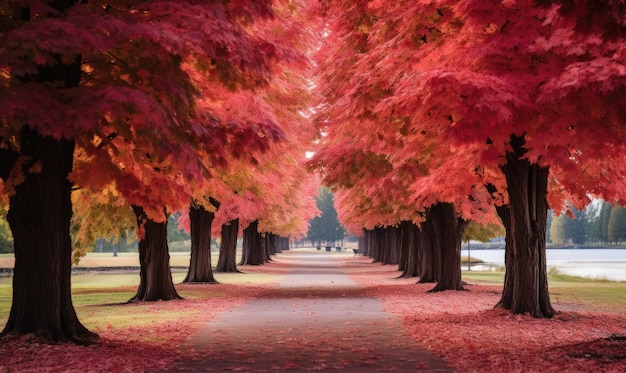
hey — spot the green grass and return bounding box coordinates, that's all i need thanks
[0,269,279,330]
[463,269,626,310]
[2,262,623,330]
[462,270,505,284]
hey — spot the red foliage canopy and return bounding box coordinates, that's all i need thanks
[312,0,626,227]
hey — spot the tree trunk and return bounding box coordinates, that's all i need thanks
[400,221,421,278]
[494,204,514,309]
[357,235,365,254]
[279,236,290,251]
[398,221,411,275]
[499,135,554,318]
[372,226,385,262]
[417,217,438,283]
[216,219,240,273]
[1,126,97,344]
[263,233,273,259]
[382,226,400,265]
[427,202,468,292]
[269,234,281,254]
[129,206,182,302]
[239,220,267,265]
[362,229,373,257]
[183,201,218,284]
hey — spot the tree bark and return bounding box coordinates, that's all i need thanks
[499,135,555,317]
[129,206,182,302]
[357,235,365,254]
[494,204,514,309]
[417,217,438,283]
[427,202,468,292]
[216,219,240,273]
[398,221,410,275]
[362,229,373,257]
[239,220,267,265]
[266,233,279,255]
[381,226,400,265]
[183,200,218,284]
[399,221,421,278]
[1,127,97,344]
[278,236,290,251]
[371,226,385,262]
[263,233,273,260]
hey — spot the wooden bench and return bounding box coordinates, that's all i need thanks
[352,249,361,255]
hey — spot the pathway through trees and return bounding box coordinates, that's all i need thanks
[173,251,450,371]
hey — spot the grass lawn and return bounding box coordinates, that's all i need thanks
[463,270,626,311]
[0,251,192,268]
[0,252,274,328]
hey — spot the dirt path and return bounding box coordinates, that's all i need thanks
[172,250,451,372]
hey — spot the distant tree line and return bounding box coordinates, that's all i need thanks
[548,200,626,245]
[306,188,345,247]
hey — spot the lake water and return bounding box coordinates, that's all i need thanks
[461,248,626,282]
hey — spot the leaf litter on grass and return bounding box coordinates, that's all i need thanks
[0,283,270,372]
[343,255,626,372]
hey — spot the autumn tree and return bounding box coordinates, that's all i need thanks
[310,1,497,292]
[313,0,625,317]
[215,218,240,273]
[0,0,302,343]
[183,198,220,284]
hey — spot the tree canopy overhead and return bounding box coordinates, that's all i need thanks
[1,0,625,345]
[0,0,317,343]
[310,0,625,317]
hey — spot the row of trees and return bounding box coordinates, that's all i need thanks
[310,0,625,319]
[0,0,319,344]
[549,201,626,245]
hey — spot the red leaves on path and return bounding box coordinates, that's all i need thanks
[345,257,626,372]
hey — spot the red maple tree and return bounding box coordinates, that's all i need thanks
[312,0,625,316]
[0,0,303,343]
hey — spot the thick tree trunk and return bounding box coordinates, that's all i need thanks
[357,235,365,254]
[494,204,514,309]
[371,226,385,262]
[278,236,290,251]
[216,219,240,273]
[239,220,267,265]
[362,229,373,257]
[1,127,97,344]
[263,233,273,259]
[184,201,218,284]
[269,233,280,255]
[417,217,438,283]
[399,221,421,278]
[398,221,411,275]
[129,206,182,302]
[500,135,554,317]
[382,226,400,265]
[427,202,468,292]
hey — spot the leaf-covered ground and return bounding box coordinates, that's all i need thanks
[345,257,626,372]
[1,252,624,372]
[0,262,284,373]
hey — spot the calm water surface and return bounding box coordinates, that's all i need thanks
[461,248,626,282]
